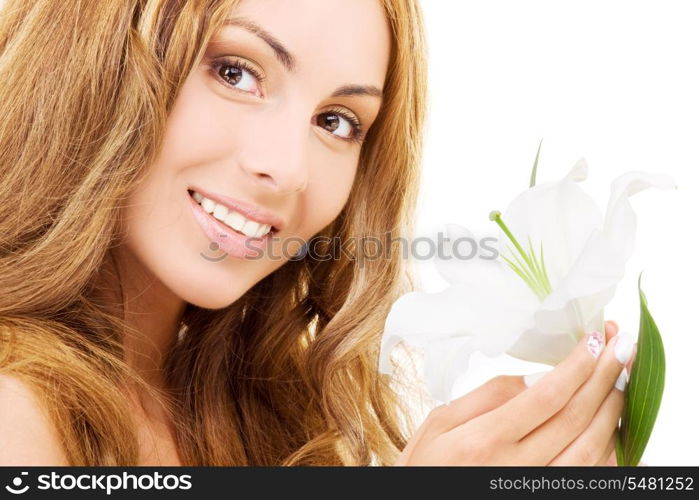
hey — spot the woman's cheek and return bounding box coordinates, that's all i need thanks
[158,76,232,167]
[302,163,357,236]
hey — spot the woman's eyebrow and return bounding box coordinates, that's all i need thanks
[223,16,297,73]
[331,85,383,99]
[222,16,383,100]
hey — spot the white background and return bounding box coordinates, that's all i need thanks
[416,0,698,465]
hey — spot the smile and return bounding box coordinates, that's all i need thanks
[187,189,276,259]
[188,189,275,238]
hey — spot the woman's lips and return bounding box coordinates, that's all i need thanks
[187,185,285,232]
[187,191,270,259]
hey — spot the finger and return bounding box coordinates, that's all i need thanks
[547,386,624,465]
[479,331,602,442]
[605,320,619,341]
[607,320,637,375]
[423,375,526,435]
[605,447,619,466]
[597,440,616,467]
[398,375,526,464]
[518,333,631,462]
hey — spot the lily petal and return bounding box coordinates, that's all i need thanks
[540,229,625,313]
[434,223,501,287]
[536,285,614,337]
[498,158,603,288]
[507,308,606,365]
[603,171,677,261]
[423,336,475,403]
[378,285,476,376]
[379,267,539,401]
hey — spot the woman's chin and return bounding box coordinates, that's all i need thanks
[181,292,240,311]
[173,278,246,311]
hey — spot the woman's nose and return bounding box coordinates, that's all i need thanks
[235,110,311,195]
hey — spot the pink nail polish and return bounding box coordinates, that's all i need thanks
[587,331,604,358]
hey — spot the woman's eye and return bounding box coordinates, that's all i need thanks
[215,59,264,97]
[212,59,363,143]
[315,111,362,142]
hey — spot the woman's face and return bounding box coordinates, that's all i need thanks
[122,0,390,309]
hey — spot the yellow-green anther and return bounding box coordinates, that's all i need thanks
[490,210,553,300]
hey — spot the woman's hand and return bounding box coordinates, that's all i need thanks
[395,321,636,465]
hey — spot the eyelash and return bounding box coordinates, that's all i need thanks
[210,57,365,145]
[211,56,266,92]
[322,106,365,145]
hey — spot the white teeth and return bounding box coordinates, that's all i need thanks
[212,204,228,221]
[200,198,215,214]
[192,190,273,237]
[255,223,271,238]
[224,211,246,231]
[240,220,261,238]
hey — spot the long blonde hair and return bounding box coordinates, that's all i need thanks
[0,0,428,465]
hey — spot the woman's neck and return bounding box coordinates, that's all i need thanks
[98,244,187,392]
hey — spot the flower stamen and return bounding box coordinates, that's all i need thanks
[490,210,553,300]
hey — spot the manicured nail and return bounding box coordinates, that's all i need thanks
[587,330,604,358]
[615,368,628,391]
[614,331,636,365]
[524,371,549,387]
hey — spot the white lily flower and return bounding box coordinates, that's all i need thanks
[379,159,676,403]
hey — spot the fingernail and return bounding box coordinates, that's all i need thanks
[614,331,636,365]
[615,368,628,391]
[524,371,549,387]
[587,330,604,358]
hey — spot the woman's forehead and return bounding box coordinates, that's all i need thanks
[225,0,391,88]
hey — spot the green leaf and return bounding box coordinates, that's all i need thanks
[529,138,543,188]
[616,274,666,465]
